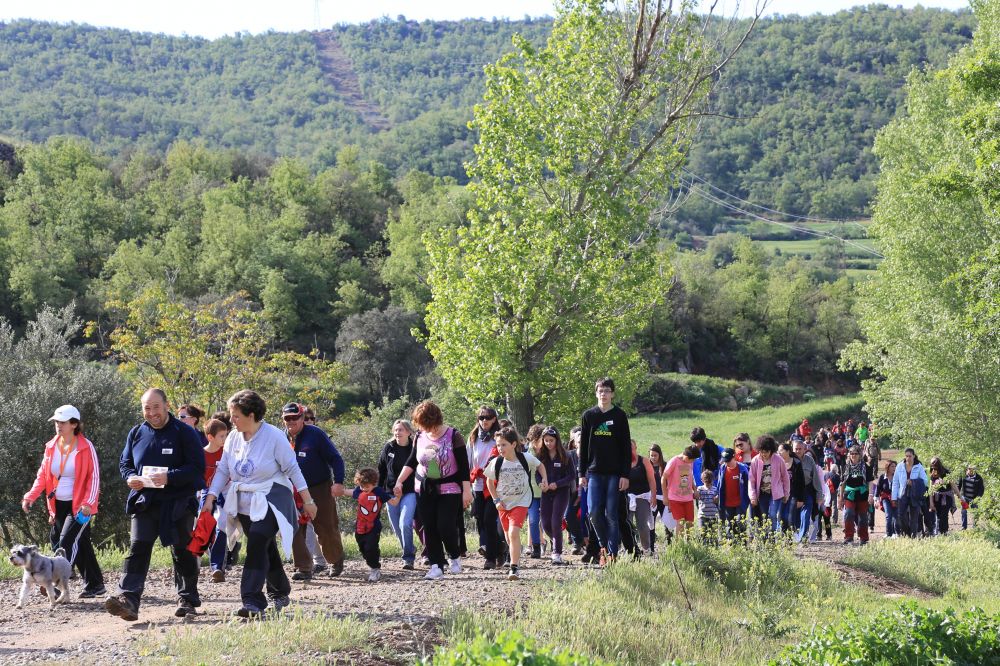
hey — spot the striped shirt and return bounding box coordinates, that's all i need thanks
[698,485,720,520]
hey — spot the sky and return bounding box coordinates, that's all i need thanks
[0,0,972,38]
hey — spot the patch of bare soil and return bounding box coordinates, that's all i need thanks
[0,553,577,664]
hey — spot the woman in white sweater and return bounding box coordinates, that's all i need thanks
[203,390,317,618]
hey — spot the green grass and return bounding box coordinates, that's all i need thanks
[139,608,374,664]
[843,531,1000,609]
[754,238,878,259]
[630,394,864,456]
[442,538,886,666]
[843,268,877,280]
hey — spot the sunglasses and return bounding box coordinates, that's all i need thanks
[178,413,190,419]
[283,414,303,422]
[478,415,495,421]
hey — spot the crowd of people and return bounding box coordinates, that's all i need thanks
[17,379,986,621]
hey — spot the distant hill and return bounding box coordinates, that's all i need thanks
[0,7,975,219]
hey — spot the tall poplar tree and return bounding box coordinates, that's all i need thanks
[426,0,763,429]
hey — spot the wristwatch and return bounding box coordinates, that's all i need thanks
[304,499,317,506]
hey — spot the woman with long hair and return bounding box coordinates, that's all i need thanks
[891,448,928,537]
[378,419,419,569]
[747,435,789,535]
[627,439,657,554]
[647,444,667,550]
[467,406,501,569]
[525,423,546,558]
[877,460,897,538]
[928,457,958,535]
[537,427,574,563]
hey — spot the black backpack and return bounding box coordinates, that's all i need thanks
[492,451,534,493]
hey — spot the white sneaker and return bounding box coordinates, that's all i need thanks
[424,564,443,580]
[551,553,563,564]
[448,558,462,574]
[367,568,381,582]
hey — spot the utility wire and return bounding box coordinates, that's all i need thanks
[684,180,884,259]
[681,168,869,231]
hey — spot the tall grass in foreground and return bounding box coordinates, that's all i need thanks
[843,531,1000,608]
[443,537,884,666]
[138,609,373,664]
[630,395,864,455]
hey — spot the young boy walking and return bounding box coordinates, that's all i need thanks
[351,468,399,582]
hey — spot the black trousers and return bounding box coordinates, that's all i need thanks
[355,529,381,569]
[51,500,105,592]
[118,506,199,609]
[617,491,638,556]
[472,491,500,561]
[238,511,290,611]
[417,492,463,567]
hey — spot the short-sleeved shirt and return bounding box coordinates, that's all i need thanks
[722,465,743,508]
[204,447,223,487]
[664,455,694,502]
[354,486,394,535]
[484,453,541,510]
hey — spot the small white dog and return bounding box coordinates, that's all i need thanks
[8,544,72,610]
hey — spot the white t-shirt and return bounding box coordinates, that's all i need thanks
[51,446,78,501]
[484,452,541,509]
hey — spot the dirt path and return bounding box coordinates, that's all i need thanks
[312,31,390,131]
[0,554,577,664]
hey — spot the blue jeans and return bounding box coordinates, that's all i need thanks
[528,497,541,547]
[961,502,975,530]
[586,474,621,556]
[796,495,814,543]
[767,497,783,533]
[387,492,418,563]
[882,498,897,537]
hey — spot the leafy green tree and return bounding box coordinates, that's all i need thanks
[102,285,348,418]
[426,0,762,430]
[841,0,1000,498]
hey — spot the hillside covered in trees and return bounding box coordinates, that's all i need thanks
[0,6,975,219]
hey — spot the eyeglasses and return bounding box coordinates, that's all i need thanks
[478,415,495,421]
[178,413,190,419]
[283,414,303,423]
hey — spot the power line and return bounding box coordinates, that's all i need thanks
[681,168,869,231]
[683,180,884,259]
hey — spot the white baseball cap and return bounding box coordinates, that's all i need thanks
[48,405,81,422]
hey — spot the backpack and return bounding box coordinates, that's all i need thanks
[492,451,534,494]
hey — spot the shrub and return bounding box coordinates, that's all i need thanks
[424,630,610,665]
[0,304,135,548]
[772,603,1000,665]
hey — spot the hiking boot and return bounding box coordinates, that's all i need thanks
[329,562,344,578]
[79,586,107,599]
[483,559,496,570]
[291,570,312,581]
[236,605,264,620]
[105,595,139,622]
[530,544,542,559]
[270,595,290,612]
[211,569,226,583]
[507,565,520,581]
[402,560,415,570]
[175,598,197,618]
[313,563,327,575]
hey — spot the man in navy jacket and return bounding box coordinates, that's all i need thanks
[105,388,205,622]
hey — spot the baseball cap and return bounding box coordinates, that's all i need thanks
[281,403,304,417]
[48,405,81,422]
[721,448,736,462]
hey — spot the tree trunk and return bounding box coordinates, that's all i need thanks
[506,390,536,436]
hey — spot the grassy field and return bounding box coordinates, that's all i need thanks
[630,394,864,456]
[754,238,878,258]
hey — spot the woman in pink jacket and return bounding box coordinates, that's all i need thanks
[747,435,789,535]
[22,405,106,597]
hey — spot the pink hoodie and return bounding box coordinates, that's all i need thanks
[748,453,789,502]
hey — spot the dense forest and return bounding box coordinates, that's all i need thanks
[0,6,975,219]
[0,6,980,403]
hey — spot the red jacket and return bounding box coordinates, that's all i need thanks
[24,435,101,519]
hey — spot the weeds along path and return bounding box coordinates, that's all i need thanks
[0,555,578,664]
